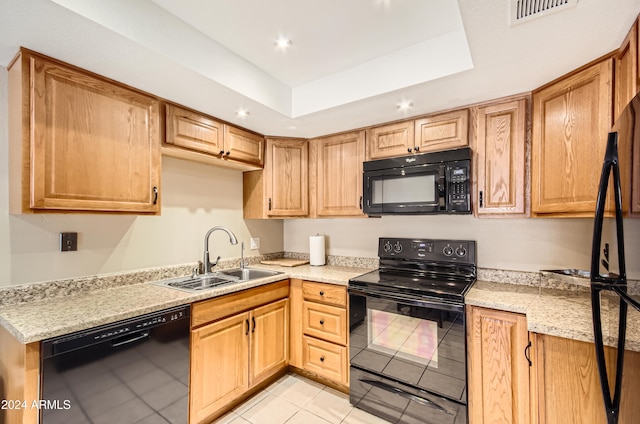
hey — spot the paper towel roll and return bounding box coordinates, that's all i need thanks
[309,234,326,266]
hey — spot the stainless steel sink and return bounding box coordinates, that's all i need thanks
[219,267,283,281]
[153,273,239,292]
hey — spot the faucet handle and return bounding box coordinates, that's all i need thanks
[191,266,199,278]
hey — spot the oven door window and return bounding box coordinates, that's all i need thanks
[350,295,466,403]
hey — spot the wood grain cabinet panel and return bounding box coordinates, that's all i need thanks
[303,301,347,345]
[615,19,638,121]
[531,333,640,424]
[243,138,308,218]
[302,281,347,307]
[474,98,527,216]
[532,58,614,217]
[190,312,249,424]
[313,130,366,217]
[414,109,469,153]
[367,120,414,159]
[302,335,348,386]
[9,49,161,214]
[250,298,289,387]
[165,103,224,155]
[224,125,264,166]
[467,306,530,424]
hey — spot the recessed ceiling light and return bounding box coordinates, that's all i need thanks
[274,37,292,49]
[236,109,250,118]
[397,101,413,112]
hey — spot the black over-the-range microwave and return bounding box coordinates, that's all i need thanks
[362,147,471,215]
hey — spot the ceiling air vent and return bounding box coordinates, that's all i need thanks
[511,0,577,25]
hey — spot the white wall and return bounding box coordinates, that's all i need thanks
[0,66,283,287]
[284,215,640,279]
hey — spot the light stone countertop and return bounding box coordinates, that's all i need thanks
[0,264,373,344]
[466,280,640,352]
[2,264,640,353]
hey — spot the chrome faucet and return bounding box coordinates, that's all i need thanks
[203,226,238,274]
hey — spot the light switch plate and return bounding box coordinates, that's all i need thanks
[60,232,78,252]
[250,237,260,250]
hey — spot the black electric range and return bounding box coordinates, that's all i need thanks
[348,237,476,424]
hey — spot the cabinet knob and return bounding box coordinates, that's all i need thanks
[407,148,412,153]
[319,291,324,296]
[320,356,325,362]
[219,150,225,156]
[225,151,230,156]
[319,319,325,325]
[414,146,420,152]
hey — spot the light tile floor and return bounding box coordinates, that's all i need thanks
[214,374,390,424]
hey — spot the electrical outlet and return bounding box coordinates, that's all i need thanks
[250,237,260,250]
[60,232,78,252]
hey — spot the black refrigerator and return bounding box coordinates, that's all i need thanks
[590,95,640,424]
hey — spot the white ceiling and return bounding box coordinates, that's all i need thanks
[0,0,639,137]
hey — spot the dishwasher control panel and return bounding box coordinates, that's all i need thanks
[41,305,190,358]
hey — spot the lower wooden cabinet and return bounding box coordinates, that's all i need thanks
[290,279,349,389]
[189,281,289,424]
[530,333,640,424]
[467,306,531,424]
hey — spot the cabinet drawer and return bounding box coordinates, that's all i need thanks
[302,281,346,307]
[302,336,348,386]
[303,301,347,345]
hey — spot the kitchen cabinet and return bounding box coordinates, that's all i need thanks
[243,138,308,218]
[163,103,264,170]
[473,97,528,217]
[466,306,531,424]
[414,109,469,153]
[8,48,161,214]
[367,120,415,160]
[289,279,349,390]
[531,57,615,217]
[530,333,640,424]
[614,18,638,121]
[311,130,366,217]
[189,280,289,423]
[0,325,39,424]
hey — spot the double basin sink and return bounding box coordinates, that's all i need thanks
[154,268,283,293]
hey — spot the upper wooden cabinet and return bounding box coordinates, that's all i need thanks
[164,103,264,169]
[532,58,615,217]
[414,109,469,153]
[311,130,366,217]
[615,17,638,121]
[473,97,528,217]
[367,120,415,160]
[8,49,161,214]
[165,103,224,155]
[367,110,469,160]
[467,306,530,424]
[243,138,308,218]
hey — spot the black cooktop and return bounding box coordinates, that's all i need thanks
[349,238,477,303]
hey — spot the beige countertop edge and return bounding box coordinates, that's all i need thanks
[0,265,373,344]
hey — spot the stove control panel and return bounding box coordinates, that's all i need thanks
[378,237,476,265]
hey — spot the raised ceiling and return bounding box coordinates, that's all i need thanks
[0,0,639,137]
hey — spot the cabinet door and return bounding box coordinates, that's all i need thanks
[266,138,309,217]
[531,334,640,424]
[367,121,414,160]
[27,53,161,213]
[467,306,530,424]
[190,312,249,424]
[315,130,366,216]
[474,98,527,216]
[615,19,638,121]
[250,298,289,387]
[414,109,469,153]
[165,104,224,155]
[224,125,264,166]
[532,59,614,216]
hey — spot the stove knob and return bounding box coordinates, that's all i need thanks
[455,247,467,257]
[383,241,392,253]
[393,242,403,253]
[443,246,454,256]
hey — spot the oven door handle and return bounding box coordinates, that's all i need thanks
[348,286,464,313]
[359,379,454,415]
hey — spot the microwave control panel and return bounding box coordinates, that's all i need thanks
[446,160,470,212]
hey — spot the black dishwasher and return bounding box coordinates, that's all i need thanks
[40,305,190,424]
